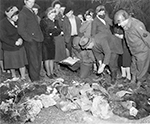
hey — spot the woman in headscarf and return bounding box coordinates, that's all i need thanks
[0,6,28,81]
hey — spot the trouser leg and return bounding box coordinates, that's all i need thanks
[66,38,73,57]
[66,36,77,57]
[137,57,150,82]
[109,53,119,83]
[80,63,92,79]
[24,41,42,82]
[131,51,150,83]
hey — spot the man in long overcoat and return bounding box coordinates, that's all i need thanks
[18,0,44,82]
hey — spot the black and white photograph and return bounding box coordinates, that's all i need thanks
[0,0,150,124]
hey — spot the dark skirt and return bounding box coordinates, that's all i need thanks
[42,38,55,61]
[0,41,3,60]
[4,47,28,69]
[54,35,67,62]
[121,40,132,67]
[122,48,132,67]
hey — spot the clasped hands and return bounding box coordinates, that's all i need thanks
[15,38,23,46]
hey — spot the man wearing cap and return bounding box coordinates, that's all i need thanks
[62,7,82,57]
[66,36,95,79]
[91,5,123,83]
[18,0,44,82]
[114,10,150,84]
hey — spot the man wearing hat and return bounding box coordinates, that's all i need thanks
[91,5,123,83]
[18,0,44,82]
[62,7,82,57]
[65,36,95,79]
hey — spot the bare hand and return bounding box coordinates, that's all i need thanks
[97,63,105,74]
[97,66,104,74]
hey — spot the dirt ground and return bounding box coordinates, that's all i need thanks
[1,105,150,124]
[0,67,150,124]
[26,106,150,124]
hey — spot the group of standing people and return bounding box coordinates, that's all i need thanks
[0,0,150,86]
[0,0,65,82]
[80,5,150,85]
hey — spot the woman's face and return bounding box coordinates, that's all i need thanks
[11,14,18,22]
[47,10,56,20]
[85,15,92,21]
[54,4,61,12]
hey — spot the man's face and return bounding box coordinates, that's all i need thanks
[98,10,105,16]
[32,8,38,15]
[97,10,105,19]
[25,0,35,9]
[117,15,128,30]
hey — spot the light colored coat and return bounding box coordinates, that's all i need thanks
[125,17,150,81]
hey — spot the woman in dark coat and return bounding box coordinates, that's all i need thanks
[40,7,61,78]
[52,1,67,72]
[0,6,28,81]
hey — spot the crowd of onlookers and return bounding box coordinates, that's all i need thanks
[0,0,150,86]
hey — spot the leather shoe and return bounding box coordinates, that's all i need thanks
[46,74,53,79]
[52,73,58,78]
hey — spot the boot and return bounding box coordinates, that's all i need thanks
[130,75,136,84]
[129,75,137,89]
